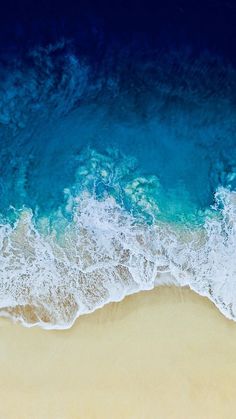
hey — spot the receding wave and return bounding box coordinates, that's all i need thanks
[0,185,235,328]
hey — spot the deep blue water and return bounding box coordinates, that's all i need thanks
[1,44,236,224]
[0,0,236,327]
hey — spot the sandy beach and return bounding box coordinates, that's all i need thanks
[0,286,236,418]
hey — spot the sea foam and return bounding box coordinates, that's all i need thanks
[0,185,235,328]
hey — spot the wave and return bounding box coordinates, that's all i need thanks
[0,184,235,329]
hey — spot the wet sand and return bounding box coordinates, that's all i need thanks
[0,286,236,418]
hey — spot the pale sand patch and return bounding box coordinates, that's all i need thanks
[0,286,236,419]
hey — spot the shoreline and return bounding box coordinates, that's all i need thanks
[1,286,236,418]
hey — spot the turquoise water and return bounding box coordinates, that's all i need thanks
[0,43,236,328]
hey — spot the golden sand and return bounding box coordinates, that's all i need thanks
[0,286,236,419]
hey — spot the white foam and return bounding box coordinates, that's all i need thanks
[0,187,235,328]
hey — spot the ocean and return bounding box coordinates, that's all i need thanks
[0,0,236,328]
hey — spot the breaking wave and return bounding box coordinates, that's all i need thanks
[0,183,235,329]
